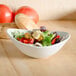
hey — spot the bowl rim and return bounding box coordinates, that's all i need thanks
[7,28,71,49]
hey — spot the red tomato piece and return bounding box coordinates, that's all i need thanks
[29,39,34,44]
[17,37,20,41]
[19,39,23,43]
[23,39,29,44]
[56,35,60,38]
[51,35,60,44]
[51,38,56,44]
[19,37,25,43]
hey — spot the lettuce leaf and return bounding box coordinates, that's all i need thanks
[42,32,56,46]
[12,31,25,39]
[42,36,51,46]
[42,31,50,37]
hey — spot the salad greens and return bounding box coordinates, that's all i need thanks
[12,31,25,39]
[42,36,52,46]
[42,33,55,46]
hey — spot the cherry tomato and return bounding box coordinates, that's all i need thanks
[18,37,25,43]
[19,39,23,43]
[23,39,29,44]
[17,37,20,41]
[15,6,39,24]
[29,39,34,44]
[0,4,14,23]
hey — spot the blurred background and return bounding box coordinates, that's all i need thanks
[0,0,76,20]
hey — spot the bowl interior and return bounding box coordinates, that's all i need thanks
[7,28,71,47]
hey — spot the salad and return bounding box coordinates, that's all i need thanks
[12,26,61,47]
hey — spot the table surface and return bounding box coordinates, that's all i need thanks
[0,21,76,76]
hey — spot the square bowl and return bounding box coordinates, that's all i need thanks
[7,29,71,58]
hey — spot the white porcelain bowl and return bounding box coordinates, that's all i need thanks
[7,29,71,58]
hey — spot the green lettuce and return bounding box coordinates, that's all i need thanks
[42,32,56,46]
[12,31,25,39]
